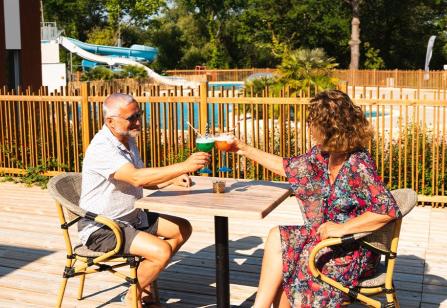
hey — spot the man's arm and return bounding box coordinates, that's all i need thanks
[143,174,192,189]
[114,152,209,187]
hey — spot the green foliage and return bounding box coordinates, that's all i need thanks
[115,65,148,79]
[147,5,209,70]
[80,66,115,81]
[244,76,277,98]
[43,0,107,41]
[361,0,447,69]
[86,27,116,46]
[44,0,447,70]
[80,65,148,81]
[168,147,191,165]
[277,48,338,95]
[363,42,385,69]
[370,125,446,195]
[0,158,68,189]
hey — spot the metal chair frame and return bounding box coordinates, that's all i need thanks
[308,189,418,308]
[48,172,159,308]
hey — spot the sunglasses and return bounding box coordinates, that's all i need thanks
[110,111,143,122]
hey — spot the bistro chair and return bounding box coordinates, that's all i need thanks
[309,188,418,308]
[48,172,159,308]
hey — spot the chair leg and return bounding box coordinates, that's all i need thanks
[130,265,138,308]
[55,277,68,308]
[151,280,160,303]
[384,293,399,308]
[127,257,138,308]
[393,294,400,308]
[77,274,86,300]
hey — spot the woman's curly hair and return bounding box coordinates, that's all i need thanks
[307,90,373,153]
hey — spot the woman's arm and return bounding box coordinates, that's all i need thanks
[233,140,286,177]
[317,211,394,240]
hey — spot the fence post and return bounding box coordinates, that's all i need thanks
[199,82,208,135]
[81,82,91,154]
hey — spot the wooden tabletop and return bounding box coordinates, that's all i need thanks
[135,176,292,219]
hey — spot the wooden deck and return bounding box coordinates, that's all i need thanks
[0,181,446,307]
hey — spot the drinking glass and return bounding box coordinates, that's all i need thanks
[214,133,233,173]
[196,135,215,174]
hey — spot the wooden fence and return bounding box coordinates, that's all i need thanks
[1,82,446,206]
[167,68,447,90]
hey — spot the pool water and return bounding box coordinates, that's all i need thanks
[364,110,388,118]
[209,82,244,90]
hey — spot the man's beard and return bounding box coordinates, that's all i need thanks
[116,127,141,138]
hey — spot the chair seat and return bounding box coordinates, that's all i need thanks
[74,244,105,257]
[358,262,386,287]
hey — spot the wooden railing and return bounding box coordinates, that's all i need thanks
[167,68,447,90]
[1,82,446,206]
[166,68,277,82]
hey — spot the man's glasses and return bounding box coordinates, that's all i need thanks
[109,111,143,122]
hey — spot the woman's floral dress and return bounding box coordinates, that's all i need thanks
[281,146,401,307]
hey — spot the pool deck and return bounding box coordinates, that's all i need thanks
[0,181,446,307]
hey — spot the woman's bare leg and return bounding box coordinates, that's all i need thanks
[253,226,284,308]
[273,288,291,308]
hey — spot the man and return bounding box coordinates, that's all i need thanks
[78,93,209,307]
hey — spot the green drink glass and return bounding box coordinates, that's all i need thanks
[196,136,215,174]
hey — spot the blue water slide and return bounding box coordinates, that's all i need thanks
[66,37,158,62]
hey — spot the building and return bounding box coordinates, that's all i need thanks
[0,0,41,91]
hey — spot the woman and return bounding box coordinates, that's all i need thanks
[230,90,401,307]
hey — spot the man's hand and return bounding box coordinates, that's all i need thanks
[181,152,210,173]
[172,174,192,187]
[317,221,346,240]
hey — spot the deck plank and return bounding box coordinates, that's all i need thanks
[0,182,446,307]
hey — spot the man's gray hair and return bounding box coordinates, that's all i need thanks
[103,93,136,120]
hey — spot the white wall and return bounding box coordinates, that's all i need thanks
[41,42,60,64]
[42,63,66,92]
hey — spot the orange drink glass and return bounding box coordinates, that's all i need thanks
[215,133,233,172]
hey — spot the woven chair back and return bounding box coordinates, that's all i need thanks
[48,172,85,221]
[362,188,418,252]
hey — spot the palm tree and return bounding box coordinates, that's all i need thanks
[277,48,338,95]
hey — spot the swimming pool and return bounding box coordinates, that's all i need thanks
[364,110,388,118]
[209,81,244,90]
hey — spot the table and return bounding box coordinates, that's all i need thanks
[135,176,291,307]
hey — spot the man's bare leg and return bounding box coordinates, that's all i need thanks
[129,214,192,307]
[127,232,172,308]
[156,214,193,253]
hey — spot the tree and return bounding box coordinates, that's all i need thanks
[363,42,385,69]
[178,0,247,68]
[44,0,164,45]
[346,0,362,70]
[238,0,351,68]
[277,48,338,94]
[359,0,447,69]
[146,3,208,70]
[43,0,106,40]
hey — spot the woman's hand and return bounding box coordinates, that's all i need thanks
[172,174,192,187]
[227,136,248,154]
[317,221,347,240]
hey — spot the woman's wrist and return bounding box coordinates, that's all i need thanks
[237,142,250,156]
